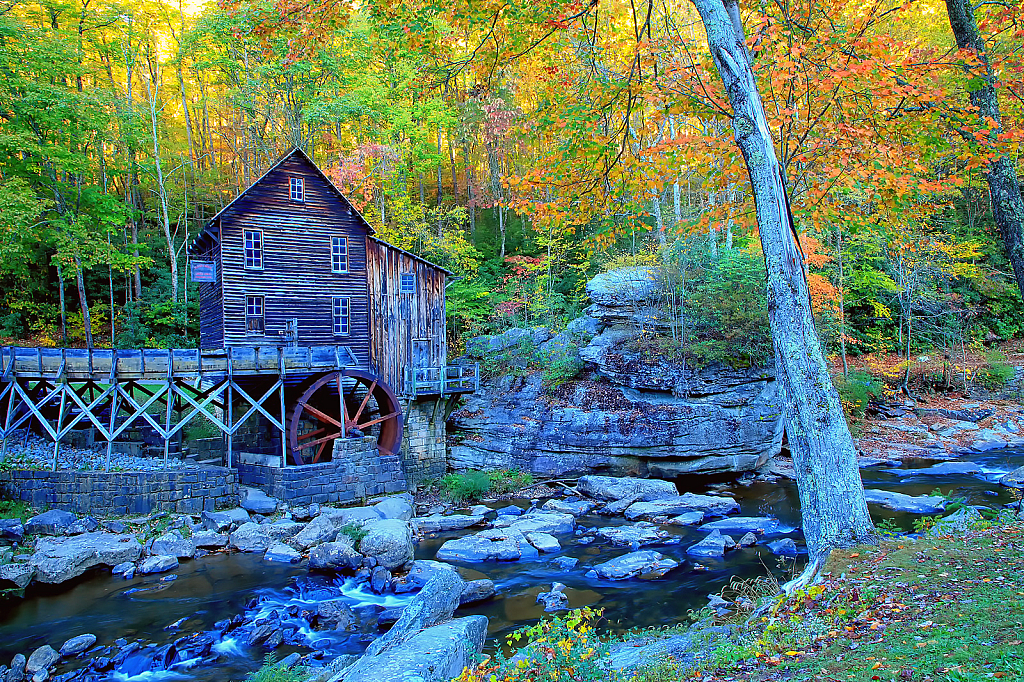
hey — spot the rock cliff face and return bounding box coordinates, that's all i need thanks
[449,266,784,479]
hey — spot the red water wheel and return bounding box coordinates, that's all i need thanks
[287,369,403,465]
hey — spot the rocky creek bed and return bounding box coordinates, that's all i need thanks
[1,450,1022,682]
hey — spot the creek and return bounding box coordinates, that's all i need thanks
[1,449,1020,681]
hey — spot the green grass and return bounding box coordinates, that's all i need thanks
[338,522,369,545]
[438,468,536,503]
[0,500,33,522]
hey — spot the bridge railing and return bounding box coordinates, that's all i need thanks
[403,363,479,397]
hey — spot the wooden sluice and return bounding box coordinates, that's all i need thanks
[0,345,358,470]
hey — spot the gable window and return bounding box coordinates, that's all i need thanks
[332,296,350,336]
[290,177,304,202]
[400,273,416,295]
[331,236,349,273]
[246,295,265,334]
[243,230,263,269]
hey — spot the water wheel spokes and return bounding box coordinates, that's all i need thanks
[288,369,403,465]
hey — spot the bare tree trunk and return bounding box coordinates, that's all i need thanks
[74,256,93,348]
[837,223,848,376]
[57,264,67,344]
[670,116,682,229]
[945,0,1024,301]
[691,0,875,577]
[146,70,178,303]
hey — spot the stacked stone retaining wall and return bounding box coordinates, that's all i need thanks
[401,401,446,484]
[236,436,407,505]
[0,467,238,516]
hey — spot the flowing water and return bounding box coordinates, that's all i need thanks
[1,449,1020,681]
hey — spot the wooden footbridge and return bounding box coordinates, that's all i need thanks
[0,345,478,471]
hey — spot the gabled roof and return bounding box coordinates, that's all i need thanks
[189,146,379,254]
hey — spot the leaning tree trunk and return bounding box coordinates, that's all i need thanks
[690,0,876,579]
[74,256,93,349]
[945,0,1024,301]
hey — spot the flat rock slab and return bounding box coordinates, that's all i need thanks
[525,532,561,553]
[0,562,35,589]
[595,522,669,547]
[1001,465,1024,489]
[541,499,598,516]
[624,494,739,521]
[585,550,680,580]
[863,489,947,513]
[415,514,486,533]
[436,528,539,562]
[31,532,141,584]
[697,517,790,535]
[264,542,302,563]
[883,462,983,477]
[666,512,705,526]
[240,488,279,514]
[578,475,678,502]
[492,511,575,535]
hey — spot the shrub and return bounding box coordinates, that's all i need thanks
[487,469,534,495]
[441,470,492,502]
[0,500,32,522]
[834,369,884,419]
[542,343,583,387]
[977,349,1015,388]
[338,522,369,545]
[245,654,307,682]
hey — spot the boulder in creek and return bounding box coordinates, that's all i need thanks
[320,506,382,527]
[0,562,35,589]
[492,511,575,535]
[697,517,789,536]
[137,555,178,575]
[585,550,680,580]
[459,579,496,605]
[150,531,195,559]
[435,527,539,562]
[247,624,283,649]
[359,519,415,570]
[58,635,96,658]
[0,519,25,541]
[578,476,678,502]
[536,582,569,612]
[883,462,983,478]
[264,543,301,564]
[541,498,597,517]
[191,531,228,548]
[595,522,668,547]
[30,533,142,584]
[316,599,357,631]
[928,507,984,537]
[290,515,338,550]
[24,510,77,537]
[373,496,414,522]
[392,559,458,594]
[229,522,272,553]
[371,566,392,594]
[624,494,740,521]
[495,505,522,516]
[666,512,705,526]
[308,541,362,573]
[25,646,58,676]
[525,532,561,553]
[863,489,947,513]
[414,514,486,533]
[266,521,303,542]
[201,508,250,532]
[240,488,279,515]
[8,654,26,682]
[1001,465,1024,489]
[738,532,758,547]
[767,538,798,557]
[686,530,729,558]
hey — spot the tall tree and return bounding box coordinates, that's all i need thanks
[688,0,876,585]
[943,0,1024,302]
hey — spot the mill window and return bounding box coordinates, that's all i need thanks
[400,273,416,295]
[332,296,350,336]
[246,295,265,334]
[243,229,263,270]
[290,177,304,202]
[331,236,349,273]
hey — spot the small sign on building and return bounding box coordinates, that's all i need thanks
[191,261,216,283]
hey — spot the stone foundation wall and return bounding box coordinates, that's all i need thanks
[236,436,407,505]
[401,400,446,484]
[0,467,238,516]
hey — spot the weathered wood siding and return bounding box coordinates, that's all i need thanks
[366,238,447,394]
[197,238,223,350]
[218,154,371,367]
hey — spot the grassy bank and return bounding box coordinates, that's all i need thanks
[456,511,1024,682]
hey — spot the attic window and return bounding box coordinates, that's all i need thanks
[290,177,304,202]
[400,273,416,295]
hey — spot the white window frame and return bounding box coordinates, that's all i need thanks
[245,295,265,335]
[400,273,416,295]
[290,176,304,202]
[243,229,263,270]
[332,296,350,336]
[331,236,349,274]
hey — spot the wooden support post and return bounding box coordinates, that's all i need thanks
[226,347,233,469]
[0,381,15,463]
[279,347,287,468]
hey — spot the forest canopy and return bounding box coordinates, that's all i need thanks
[1,0,1022,367]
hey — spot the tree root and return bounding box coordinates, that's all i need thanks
[781,550,830,597]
